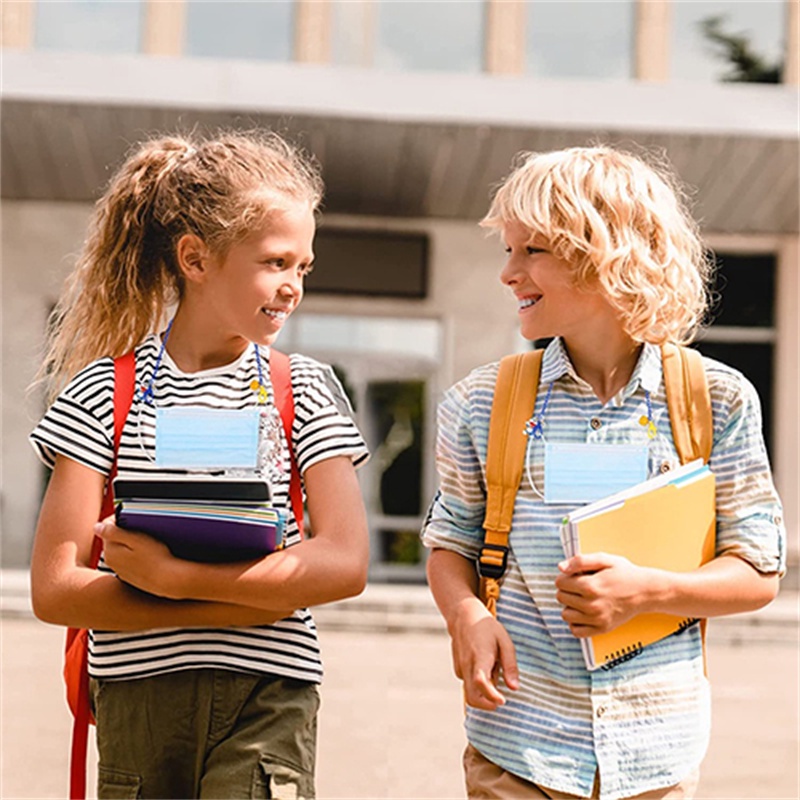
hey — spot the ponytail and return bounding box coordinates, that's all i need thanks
[36,138,190,402]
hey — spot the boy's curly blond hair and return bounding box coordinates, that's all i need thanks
[481,146,713,345]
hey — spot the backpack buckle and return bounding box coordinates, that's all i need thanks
[478,544,509,580]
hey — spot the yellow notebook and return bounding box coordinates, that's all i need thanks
[560,460,716,670]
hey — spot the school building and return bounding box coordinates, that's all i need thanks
[2,1,798,584]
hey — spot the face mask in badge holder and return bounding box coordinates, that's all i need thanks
[255,404,290,486]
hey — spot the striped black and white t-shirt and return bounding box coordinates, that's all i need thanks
[30,335,369,684]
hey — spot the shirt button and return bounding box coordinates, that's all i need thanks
[596,706,607,718]
[590,417,602,430]
[659,462,672,474]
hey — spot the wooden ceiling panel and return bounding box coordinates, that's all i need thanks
[1,99,796,233]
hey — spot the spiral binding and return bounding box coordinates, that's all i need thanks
[602,642,643,670]
[675,617,699,634]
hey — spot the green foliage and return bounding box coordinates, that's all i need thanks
[700,15,783,84]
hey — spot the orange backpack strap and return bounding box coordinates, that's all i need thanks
[661,342,713,673]
[479,350,543,615]
[661,343,713,465]
[67,350,136,800]
[268,349,303,538]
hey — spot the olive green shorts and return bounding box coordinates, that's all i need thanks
[90,669,319,799]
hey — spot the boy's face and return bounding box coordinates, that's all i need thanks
[499,221,617,344]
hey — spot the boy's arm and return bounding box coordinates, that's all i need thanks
[555,551,779,638]
[31,455,295,631]
[427,548,519,710]
[100,455,369,612]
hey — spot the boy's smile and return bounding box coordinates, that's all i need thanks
[500,221,621,346]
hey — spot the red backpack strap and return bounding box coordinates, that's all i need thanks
[268,349,304,538]
[68,351,136,800]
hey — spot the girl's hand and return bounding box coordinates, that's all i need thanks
[555,553,652,637]
[448,596,519,711]
[96,517,184,599]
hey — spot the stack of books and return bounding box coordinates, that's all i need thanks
[113,475,286,563]
[560,459,716,670]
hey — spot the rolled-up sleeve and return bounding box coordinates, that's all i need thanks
[709,363,785,576]
[422,372,492,562]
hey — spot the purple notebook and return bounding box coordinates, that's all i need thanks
[115,503,286,563]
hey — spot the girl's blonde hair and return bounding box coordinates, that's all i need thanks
[481,146,713,345]
[38,130,323,403]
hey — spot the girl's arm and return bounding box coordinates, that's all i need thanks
[100,454,369,610]
[31,455,294,630]
[555,552,779,638]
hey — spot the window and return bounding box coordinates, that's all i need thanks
[185,1,293,62]
[525,0,634,79]
[671,1,785,83]
[308,229,428,298]
[34,0,143,54]
[695,252,777,455]
[376,0,484,72]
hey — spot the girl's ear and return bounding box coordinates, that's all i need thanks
[176,234,213,283]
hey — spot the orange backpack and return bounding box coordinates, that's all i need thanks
[64,348,302,799]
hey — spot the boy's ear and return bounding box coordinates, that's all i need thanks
[176,234,213,283]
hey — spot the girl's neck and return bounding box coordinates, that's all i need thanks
[562,329,643,405]
[163,311,250,373]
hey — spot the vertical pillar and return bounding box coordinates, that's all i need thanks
[295,0,332,63]
[635,0,671,81]
[142,0,186,56]
[785,0,799,85]
[485,0,525,74]
[1,0,35,49]
[773,236,800,578]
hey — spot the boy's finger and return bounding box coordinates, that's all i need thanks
[497,633,520,691]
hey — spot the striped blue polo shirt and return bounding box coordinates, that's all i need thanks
[422,338,784,800]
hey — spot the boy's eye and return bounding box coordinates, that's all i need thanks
[300,263,315,277]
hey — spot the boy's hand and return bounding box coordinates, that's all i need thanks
[555,553,652,636]
[448,597,519,711]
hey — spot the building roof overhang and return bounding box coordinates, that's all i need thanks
[2,50,798,233]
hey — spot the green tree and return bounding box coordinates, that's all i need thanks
[700,15,783,84]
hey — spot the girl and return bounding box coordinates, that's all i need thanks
[30,131,369,799]
[423,146,784,799]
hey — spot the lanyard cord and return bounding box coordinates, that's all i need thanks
[139,319,173,405]
[522,385,656,496]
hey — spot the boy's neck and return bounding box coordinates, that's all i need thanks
[562,331,643,405]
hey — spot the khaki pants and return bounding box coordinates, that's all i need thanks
[464,744,700,800]
[91,669,319,799]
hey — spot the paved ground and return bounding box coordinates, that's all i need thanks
[1,612,798,800]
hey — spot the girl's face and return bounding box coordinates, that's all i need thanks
[499,221,619,344]
[205,201,316,346]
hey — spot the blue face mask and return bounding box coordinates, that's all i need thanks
[155,407,260,470]
[543,442,648,504]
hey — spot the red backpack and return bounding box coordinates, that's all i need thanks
[63,348,302,799]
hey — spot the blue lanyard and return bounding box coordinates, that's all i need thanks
[139,320,267,405]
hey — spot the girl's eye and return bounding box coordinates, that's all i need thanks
[504,247,512,254]
[526,246,546,255]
